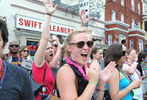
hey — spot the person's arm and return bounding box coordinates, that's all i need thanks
[34,0,57,67]
[50,38,61,68]
[80,9,92,27]
[123,62,138,75]
[57,60,100,100]
[96,61,116,100]
[108,69,141,100]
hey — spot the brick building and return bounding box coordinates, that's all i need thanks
[105,0,146,52]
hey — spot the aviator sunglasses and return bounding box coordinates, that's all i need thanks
[23,50,29,52]
[9,45,19,48]
[69,41,94,48]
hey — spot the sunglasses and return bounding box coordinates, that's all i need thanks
[122,51,126,56]
[69,41,94,48]
[52,44,58,47]
[9,45,19,48]
[23,50,29,52]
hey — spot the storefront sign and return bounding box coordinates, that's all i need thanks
[16,14,75,35]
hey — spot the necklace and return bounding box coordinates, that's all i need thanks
[65,56,88,80]
[8,52,21,66]
[0,58,6,90]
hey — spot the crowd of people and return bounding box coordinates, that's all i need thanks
[0,0,147,100]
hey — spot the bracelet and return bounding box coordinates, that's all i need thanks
[98,88,105,92]
[133,60,138,63]
[89,82,97,86]
[46,13,52,16]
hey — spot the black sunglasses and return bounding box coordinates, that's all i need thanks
[23,50,29,52]
[9,45,19,48]
[69,41,94,48]
[52,44,58,47]
[122,51,126,56]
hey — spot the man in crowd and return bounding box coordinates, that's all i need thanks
[5,41,22,66]
[0,19,34,100]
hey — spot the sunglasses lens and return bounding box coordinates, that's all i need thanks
[77,41,85,48]
[53,44,58,47]
[23,50,29,52]
[10,45,19,47]
[87,41,94,48]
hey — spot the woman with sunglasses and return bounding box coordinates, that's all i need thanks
[105,44,141,100]
[32,0,57,100]
[122,49,143,100]
[55,28,116,100]
[19,46,32,74]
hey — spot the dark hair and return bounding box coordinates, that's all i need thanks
[104,44,123,70]
[90,47,102,59]
[0,20,8,47]
[121,39,126,44]
[138,52,147,64]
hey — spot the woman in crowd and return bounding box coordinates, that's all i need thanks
[122,49,143,100]
[32,0,57,100]
[19,45,32,74]
[105,44,142,100]
[137,52,147,97]
[90,47,105,70]
[56,27,117,100]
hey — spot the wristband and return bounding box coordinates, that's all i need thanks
[89,82,97,86]
[133,60,138,63]
[46,13,52,16]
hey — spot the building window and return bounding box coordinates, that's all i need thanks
[138,4,140,15]
[132,19,135,29]
[131,0,134,11]
[121,14,124,22]
[129,40,133,49]
[119,34,126,43]
[108,34,112,46]
[145,21,147,32]
[139,39,143,52]
[112,10,116,21]
[121,0,124,6]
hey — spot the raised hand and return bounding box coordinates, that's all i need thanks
[86,60,100,83]
[80,9,92,26]
[99,61,116,83]
[43,0,57,15]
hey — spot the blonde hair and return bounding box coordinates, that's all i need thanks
[60,27,92,64]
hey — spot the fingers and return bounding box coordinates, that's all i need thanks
[54,4,58,10]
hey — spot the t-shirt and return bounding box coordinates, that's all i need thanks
[32,62,54,100]
[122,63,143,100]
[6,54,22,66]
[0,62,34,100]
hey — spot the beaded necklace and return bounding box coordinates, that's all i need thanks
[8,52,21,66]
[0,58,6,90]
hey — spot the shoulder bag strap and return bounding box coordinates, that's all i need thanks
[42,66,46,86]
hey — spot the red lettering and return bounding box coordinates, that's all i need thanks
[19,18,23,26]
[50,25,52,31]
[31,21,34,27]
[57,26,60,32]
[24,19,31,27]
[38,22,42,29]
[60,27,65,33]
[53,25,56,32]
[68,28,71,33]
[65,28,67,33]
[34,22,37,28]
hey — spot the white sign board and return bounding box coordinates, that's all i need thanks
[16,15,75,36]
[79,0,90,17]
